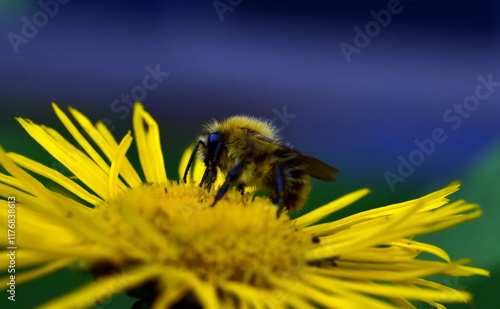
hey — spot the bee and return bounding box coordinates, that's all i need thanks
[183,115,339,216]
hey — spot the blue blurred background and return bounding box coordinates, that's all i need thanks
[1,0,499,308]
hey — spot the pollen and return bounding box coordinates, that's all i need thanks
[96,182,311,286]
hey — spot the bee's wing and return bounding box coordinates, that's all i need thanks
[252,134,339,182]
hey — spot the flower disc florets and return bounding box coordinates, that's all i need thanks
[98,183,311,286]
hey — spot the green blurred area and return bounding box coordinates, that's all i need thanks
[0,0,31,18]
[418,141,500,309]
[0,0,30,6]
[0,115,498,309]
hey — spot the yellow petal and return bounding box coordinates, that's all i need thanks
[52,103,110,174]
[7,152,101,205]
[1,258,75,286]
[153,284,190,309]
[304,183,460,237]
[219,280,272,301]
[38,265,160,309]
[269,274,382,309]
[0,146,52,204]
[95,121,142,187]
[16,118,110,199]
[68,106,113,159]
[179,143,193,182]
[304,273,471,303]
[389,239,450,263]
[294,188,370,228]
[160,267,220,309]
[307,260,467,282]
[133,103,167,184]
[109,131,133,197]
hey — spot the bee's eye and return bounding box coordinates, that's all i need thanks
[207,133,223,147]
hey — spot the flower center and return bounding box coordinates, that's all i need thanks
[96,183,311,286]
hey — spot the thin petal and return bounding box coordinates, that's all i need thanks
[219,280,273,302]
[284,294,319,309]
[16,118,110,199]
[387,297,417,309]
[153,284,189,309]
[389,239,450,263]
[0,249,62,269]
[133,103,167,184]
[304,183,460,237]
[52,103,109,174]
[303,273,471,303]
[268,274,383,309]
[1,258,75,288]
[95,121,142,187]
[68,106,114,160]
[0,146,52,204]
[179,143,195,182]
[38,265,160,309]
[0,173,24,191]
[306,260,470,282]
[294,188,370,228]
[109,131,133,197]
[7,152,101,205]
[160,267,220,309]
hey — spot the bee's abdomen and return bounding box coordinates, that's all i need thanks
[269,150,312,212]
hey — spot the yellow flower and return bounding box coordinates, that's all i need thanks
[0,103,489,309]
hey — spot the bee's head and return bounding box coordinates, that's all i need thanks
[205,132,224,166]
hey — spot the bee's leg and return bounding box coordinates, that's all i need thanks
[237,183,245,195]
[201,141,223,188]
[211,162,245,207]
[274,165,286,217]
[199,168,210,187]
[183,140,204,183]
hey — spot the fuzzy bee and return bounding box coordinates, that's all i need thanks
[183,115,339,216]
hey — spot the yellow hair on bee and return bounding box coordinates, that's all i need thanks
[201,115,279,141]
